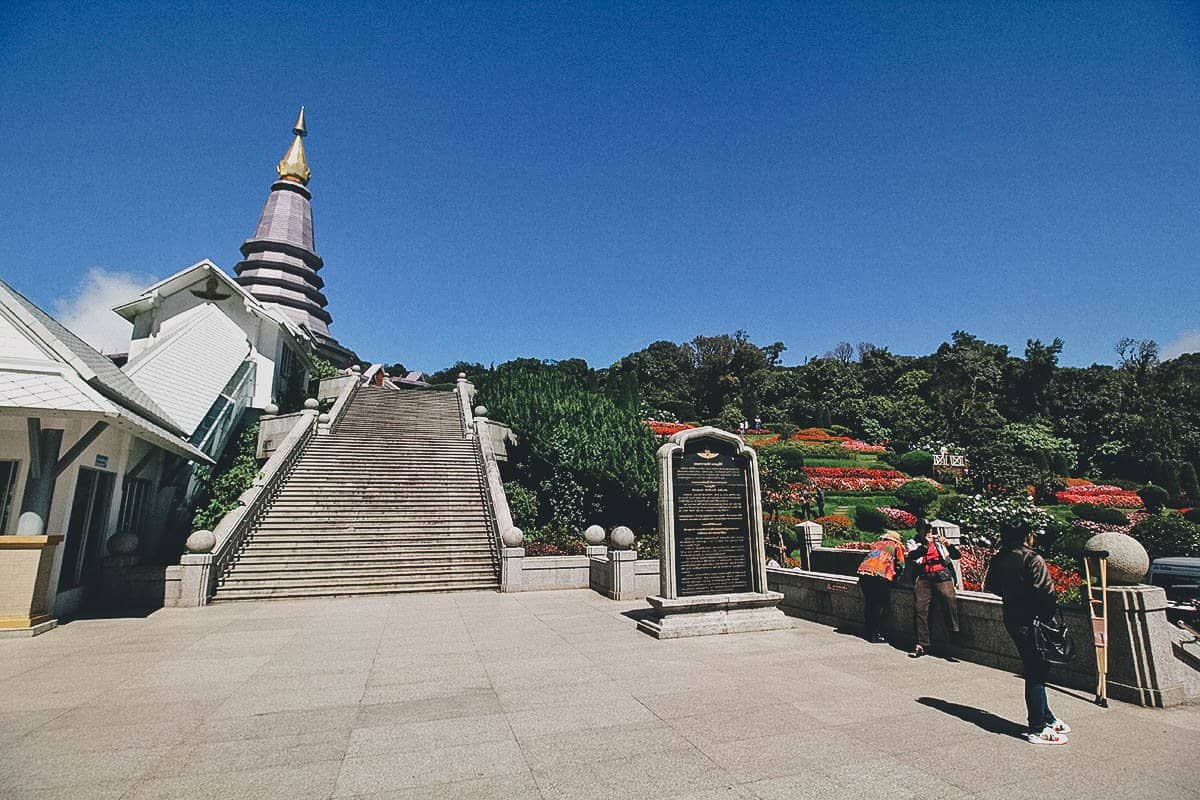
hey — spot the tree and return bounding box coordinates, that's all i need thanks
[826,341,854,363]
[686,332,782,419]
[930,332,1009,443]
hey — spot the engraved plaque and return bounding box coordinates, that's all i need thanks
[671,435,753,596]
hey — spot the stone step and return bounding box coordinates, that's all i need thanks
[237,545,494,557]
[211,581,497,602]
[246,532,494,544]
[226,557,495,572]
[220,567,497,585]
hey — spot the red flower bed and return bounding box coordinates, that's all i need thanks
[1047,563,1084,596]
[798,466,933,493]
[841,439,887,453]
[835,541,874,550]
[959,545,996,591]
[1064,477,1095,487]
[645,420,695,437]
[1055,485,1143,508]
[880,507,917,529]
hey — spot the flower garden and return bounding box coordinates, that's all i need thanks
[637,419,1200,606]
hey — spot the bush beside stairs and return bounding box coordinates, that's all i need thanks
[212,385,499,600]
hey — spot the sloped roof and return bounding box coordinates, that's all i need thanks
[112,259,312,346]
[124,303,252,436]
[0,278,185,436]
[0,364,210,464]
[0,369,104,413]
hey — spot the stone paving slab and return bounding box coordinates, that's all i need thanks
[0,589,1196,799]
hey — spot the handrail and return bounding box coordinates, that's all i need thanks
[322,370,360,435]
[207,410,318,597]
[473,410,518,557]
[455,375,476,438]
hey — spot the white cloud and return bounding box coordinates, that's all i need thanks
[52,268,150,354]
[1162,329,1200,361]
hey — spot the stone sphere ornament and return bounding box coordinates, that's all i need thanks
[458,372,467,380]
[501,527,524,547]
[1085,531,1150,585]
[351,364,362,374]
[303,398,320,411]
[186,530,216,554]
[108,531,139,556]
[474,405,488,417]
[318,413,331,424]
[263,403,279,416]
[583,525,606,545]
[610,526,635,549]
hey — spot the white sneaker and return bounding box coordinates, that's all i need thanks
[1049,719,1071,734]
[1027,727,1068,745]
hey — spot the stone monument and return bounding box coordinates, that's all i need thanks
[638,426,790,638]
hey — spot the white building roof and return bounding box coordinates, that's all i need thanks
[0,281,210,463]
[112,259,313,349]
[123,303,252,436]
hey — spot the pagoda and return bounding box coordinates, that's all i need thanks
[234,108,356,366]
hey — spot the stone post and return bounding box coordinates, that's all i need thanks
[796,521,823,570]
[500,546,524,592]
[606,549,638,600]
[931,520,963,589]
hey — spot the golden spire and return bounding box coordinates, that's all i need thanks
[276,106,311,184]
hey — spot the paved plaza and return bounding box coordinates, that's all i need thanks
[1,590,1195,799]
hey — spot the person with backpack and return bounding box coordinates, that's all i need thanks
[856,530,906,643]
[984,523,1071,745]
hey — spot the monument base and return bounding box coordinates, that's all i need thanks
[638,591,791,639]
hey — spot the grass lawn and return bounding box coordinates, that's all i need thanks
[824,494,900,510]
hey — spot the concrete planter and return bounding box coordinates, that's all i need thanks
[0,535,64,637]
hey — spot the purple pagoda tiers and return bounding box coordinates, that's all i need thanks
[234,108,357,366]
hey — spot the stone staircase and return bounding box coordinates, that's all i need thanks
[212,385,499,600]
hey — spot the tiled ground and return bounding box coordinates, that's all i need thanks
[1,589,1196,799]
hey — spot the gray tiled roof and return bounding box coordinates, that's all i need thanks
[0,279,185,436]
[124,303,251,436]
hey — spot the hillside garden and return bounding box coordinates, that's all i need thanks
[466,331,1200,592]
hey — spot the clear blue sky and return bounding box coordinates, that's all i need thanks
[2,2,1197,370]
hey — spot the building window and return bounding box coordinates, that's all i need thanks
[0,460,18,533]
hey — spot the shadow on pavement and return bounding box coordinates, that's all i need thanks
[917,696,1026,738]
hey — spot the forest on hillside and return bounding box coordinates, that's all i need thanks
[420,332,1200,563]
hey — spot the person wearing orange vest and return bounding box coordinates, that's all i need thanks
[856,530,906,643]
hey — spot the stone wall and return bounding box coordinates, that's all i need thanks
[767,566,1199,707]
[501,546,658,599]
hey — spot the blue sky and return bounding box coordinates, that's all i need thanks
[1,2,1197,370]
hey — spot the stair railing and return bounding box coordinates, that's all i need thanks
[471,407,518,581]
[454,374,477,438]
[180,408,318,605]
[321,370,361,435]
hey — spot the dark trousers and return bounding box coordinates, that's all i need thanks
[914,575,959,647]
[858,575,891,638]
[1007,620,1055,732]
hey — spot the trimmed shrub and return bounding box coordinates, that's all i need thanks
[1129,513,1200,560]
[504,482,538,529]
[1137,483,1169,513]
[1070,503,1129,526]
[1180,462,1200,504]
[816,514,854,538]
[896,450,934,477]
[855,506,888,533]
[895,480,940,518]
[761,444,805,472]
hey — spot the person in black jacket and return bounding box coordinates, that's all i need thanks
[984,523,1070,745]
